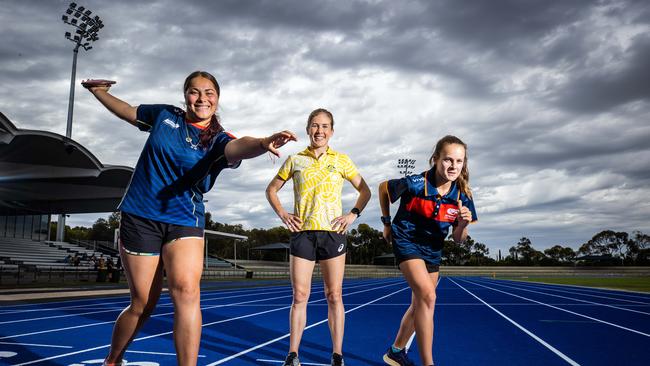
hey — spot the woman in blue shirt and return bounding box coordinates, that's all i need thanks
[84,71,296,366]
[378,135,477,366]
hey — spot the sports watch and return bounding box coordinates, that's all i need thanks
[350,207,361,217]
[381,215,392,226]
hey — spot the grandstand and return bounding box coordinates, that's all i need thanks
[0,237,116,269]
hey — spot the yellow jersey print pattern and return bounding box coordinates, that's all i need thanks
[277,147,358,231]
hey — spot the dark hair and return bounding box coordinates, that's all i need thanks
[183,71,223,148]
[306,108,334,130]
[429,135,472,198]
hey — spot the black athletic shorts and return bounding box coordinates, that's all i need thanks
[119,211,204,256]
[290,230,347,261]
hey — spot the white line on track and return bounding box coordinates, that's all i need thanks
[11,279,404,365]
[484,278,650,305]
[256,359,328,365]
[473,278,650,315]
[0,283,309,315]
[124,350,205,357]
[2,279,399,339]
[489,278,650,299]
[449,278,581,366]
[205,285,411,365]
[0,282,297,314]
[458,278,650,338]
[0,341,72,348]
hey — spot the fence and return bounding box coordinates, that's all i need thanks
[2,265,649,286]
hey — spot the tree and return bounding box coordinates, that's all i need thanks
[508,237,544,265]
[544,245,576,265]
[89,218,112,241]
[108,212,120,231]
[465,241,490,265]
[582,230,632,262]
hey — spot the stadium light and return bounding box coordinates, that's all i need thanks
[397,158,416,177]
[58,2,103,241]
[62,1,103,139]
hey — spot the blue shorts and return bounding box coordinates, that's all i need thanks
[119,211,204,256]
[392,240,441,273]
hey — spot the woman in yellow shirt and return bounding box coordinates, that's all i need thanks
[266,108,371,366]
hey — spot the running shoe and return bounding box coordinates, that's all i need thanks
[383,347,415,366]
[331,352,345,366]
[284,352,300,366]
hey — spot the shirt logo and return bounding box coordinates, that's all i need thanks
[162,118,179,129]
[337,243,345,252]
[443,207,459,222]
[327,164,336,172]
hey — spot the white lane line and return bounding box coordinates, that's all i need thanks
[0,308,123,325]
[205,285,411,365]
[491,278,650,299]
[459,278,650,338]
[0,341,72,348]
[484,278,650,305]
[0,283,303,315]
[474,278,650,315]
[0,278,392,314]
[125,350,205,357]
[12,280,405,365]
[449,278,580,366]
[3,279,399,339]
[0,282,294,311]
[0,278,392,320]
[256,359,328,365]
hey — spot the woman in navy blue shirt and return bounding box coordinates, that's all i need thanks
[378,135,477,366]
[84,71,296,366]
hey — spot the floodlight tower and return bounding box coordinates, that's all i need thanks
[397,158,416,177]
[62,2,103,139]
[58,3,103,241]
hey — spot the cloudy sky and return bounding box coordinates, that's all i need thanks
[1,0,649,257]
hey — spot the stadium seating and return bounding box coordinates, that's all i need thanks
[0,237,117,270]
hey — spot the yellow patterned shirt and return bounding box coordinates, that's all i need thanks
[277,147,359,231]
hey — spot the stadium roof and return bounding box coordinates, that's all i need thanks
[0,111,133,215]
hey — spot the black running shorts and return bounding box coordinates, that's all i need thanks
[290,230,347,261]
[119,211,204,256]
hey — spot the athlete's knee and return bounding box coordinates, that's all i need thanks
[415,289,436,309]
[324,287,343,305]
[168,280,200,305]
[129,297,158,318]
[292,287,310,306]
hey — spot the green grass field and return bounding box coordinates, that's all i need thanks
[499,276,650,293]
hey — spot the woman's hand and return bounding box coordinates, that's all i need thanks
[261,131,298,157]
[382,225,392,244]
[457,200,471,227]
[280,211,303,232]
[331,212,357,234]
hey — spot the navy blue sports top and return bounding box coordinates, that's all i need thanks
[388,169,478,250]
[118,104,237,228]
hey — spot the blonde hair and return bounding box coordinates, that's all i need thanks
[429,135,472,198]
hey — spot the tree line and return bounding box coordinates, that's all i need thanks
[54,212,649,266]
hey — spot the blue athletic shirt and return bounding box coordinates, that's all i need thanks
[118,104,238,228]
[388,169,478,250]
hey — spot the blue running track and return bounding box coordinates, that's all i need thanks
[1,277,648,365]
